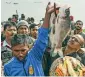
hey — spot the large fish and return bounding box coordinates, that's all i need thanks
[49,4,71,57]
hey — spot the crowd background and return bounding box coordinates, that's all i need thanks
[1,0,85,29]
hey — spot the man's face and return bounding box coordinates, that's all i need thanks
[75,21,83,30]
[30,26,38,39]
[12,44,29,61]
[4,26,17,39]
[18,25,30,34]
[67,35,81,49]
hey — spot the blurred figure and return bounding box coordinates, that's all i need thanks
[11,14,18,23]
[30,17,35,24]
[20,14,25,20]
[26,17,31,24]
[70,15,75,30]
[74,20,84,35]
[1,24,5,42]
[8,18,12,22]
[39,18,44,27]
[1,21,17,65]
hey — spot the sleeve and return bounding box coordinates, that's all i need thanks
[30,27,49,61]
[4,65,10,76]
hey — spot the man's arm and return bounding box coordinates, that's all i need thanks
[30,2,55,61]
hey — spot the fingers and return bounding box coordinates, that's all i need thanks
[46,2,51,12]
[46,2,55,14]
[46,2,59,14]
[54,3,57,17]
[47,7,54,14]
[48,2,50,5]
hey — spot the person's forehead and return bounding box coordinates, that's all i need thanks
[6,26,16,29]
[34,26,38,29]
[31,26,38,29]
[76,21,83,24]
[12,44,28,49]
[72,35,83,43]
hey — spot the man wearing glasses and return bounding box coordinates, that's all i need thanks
[63,34,85,65]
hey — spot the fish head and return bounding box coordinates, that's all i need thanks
[58,4,70,19]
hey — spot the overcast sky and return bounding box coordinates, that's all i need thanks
[1,0,85,28]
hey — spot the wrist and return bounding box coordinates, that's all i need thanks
[42,12,50,28]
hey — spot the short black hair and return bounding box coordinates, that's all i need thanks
[11,34,34,47]
[76,20,83,25]
[29,24,37,30]
[30,17,34,21]
[8,18,12,21]
[12,14,16,17]
[4,21,17,31]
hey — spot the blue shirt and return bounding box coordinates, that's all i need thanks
[4,27,49,76]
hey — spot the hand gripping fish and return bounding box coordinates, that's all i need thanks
[49,3,71,57]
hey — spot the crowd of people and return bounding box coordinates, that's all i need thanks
[1,2,85,76]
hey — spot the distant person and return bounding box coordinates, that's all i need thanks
[20,14,25,20]
[70,16,75,30]
[11,15,17,23]
[17,20,30,35]
[30,17,35,24]
[17,20,34,48]
[8,18,12,22]
[29,24,38,39]
[1,21,17,65]
[26,17,31,24]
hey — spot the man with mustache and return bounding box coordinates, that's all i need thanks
[74,20,85,47]
[1,21,17,65]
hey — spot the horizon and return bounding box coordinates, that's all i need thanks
[1,0,85,29]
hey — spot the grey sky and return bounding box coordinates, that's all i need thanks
[1,0,85,28]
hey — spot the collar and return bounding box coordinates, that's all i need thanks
[2,40,11,48]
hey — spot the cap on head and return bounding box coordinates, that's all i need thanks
[17,20,29,29]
